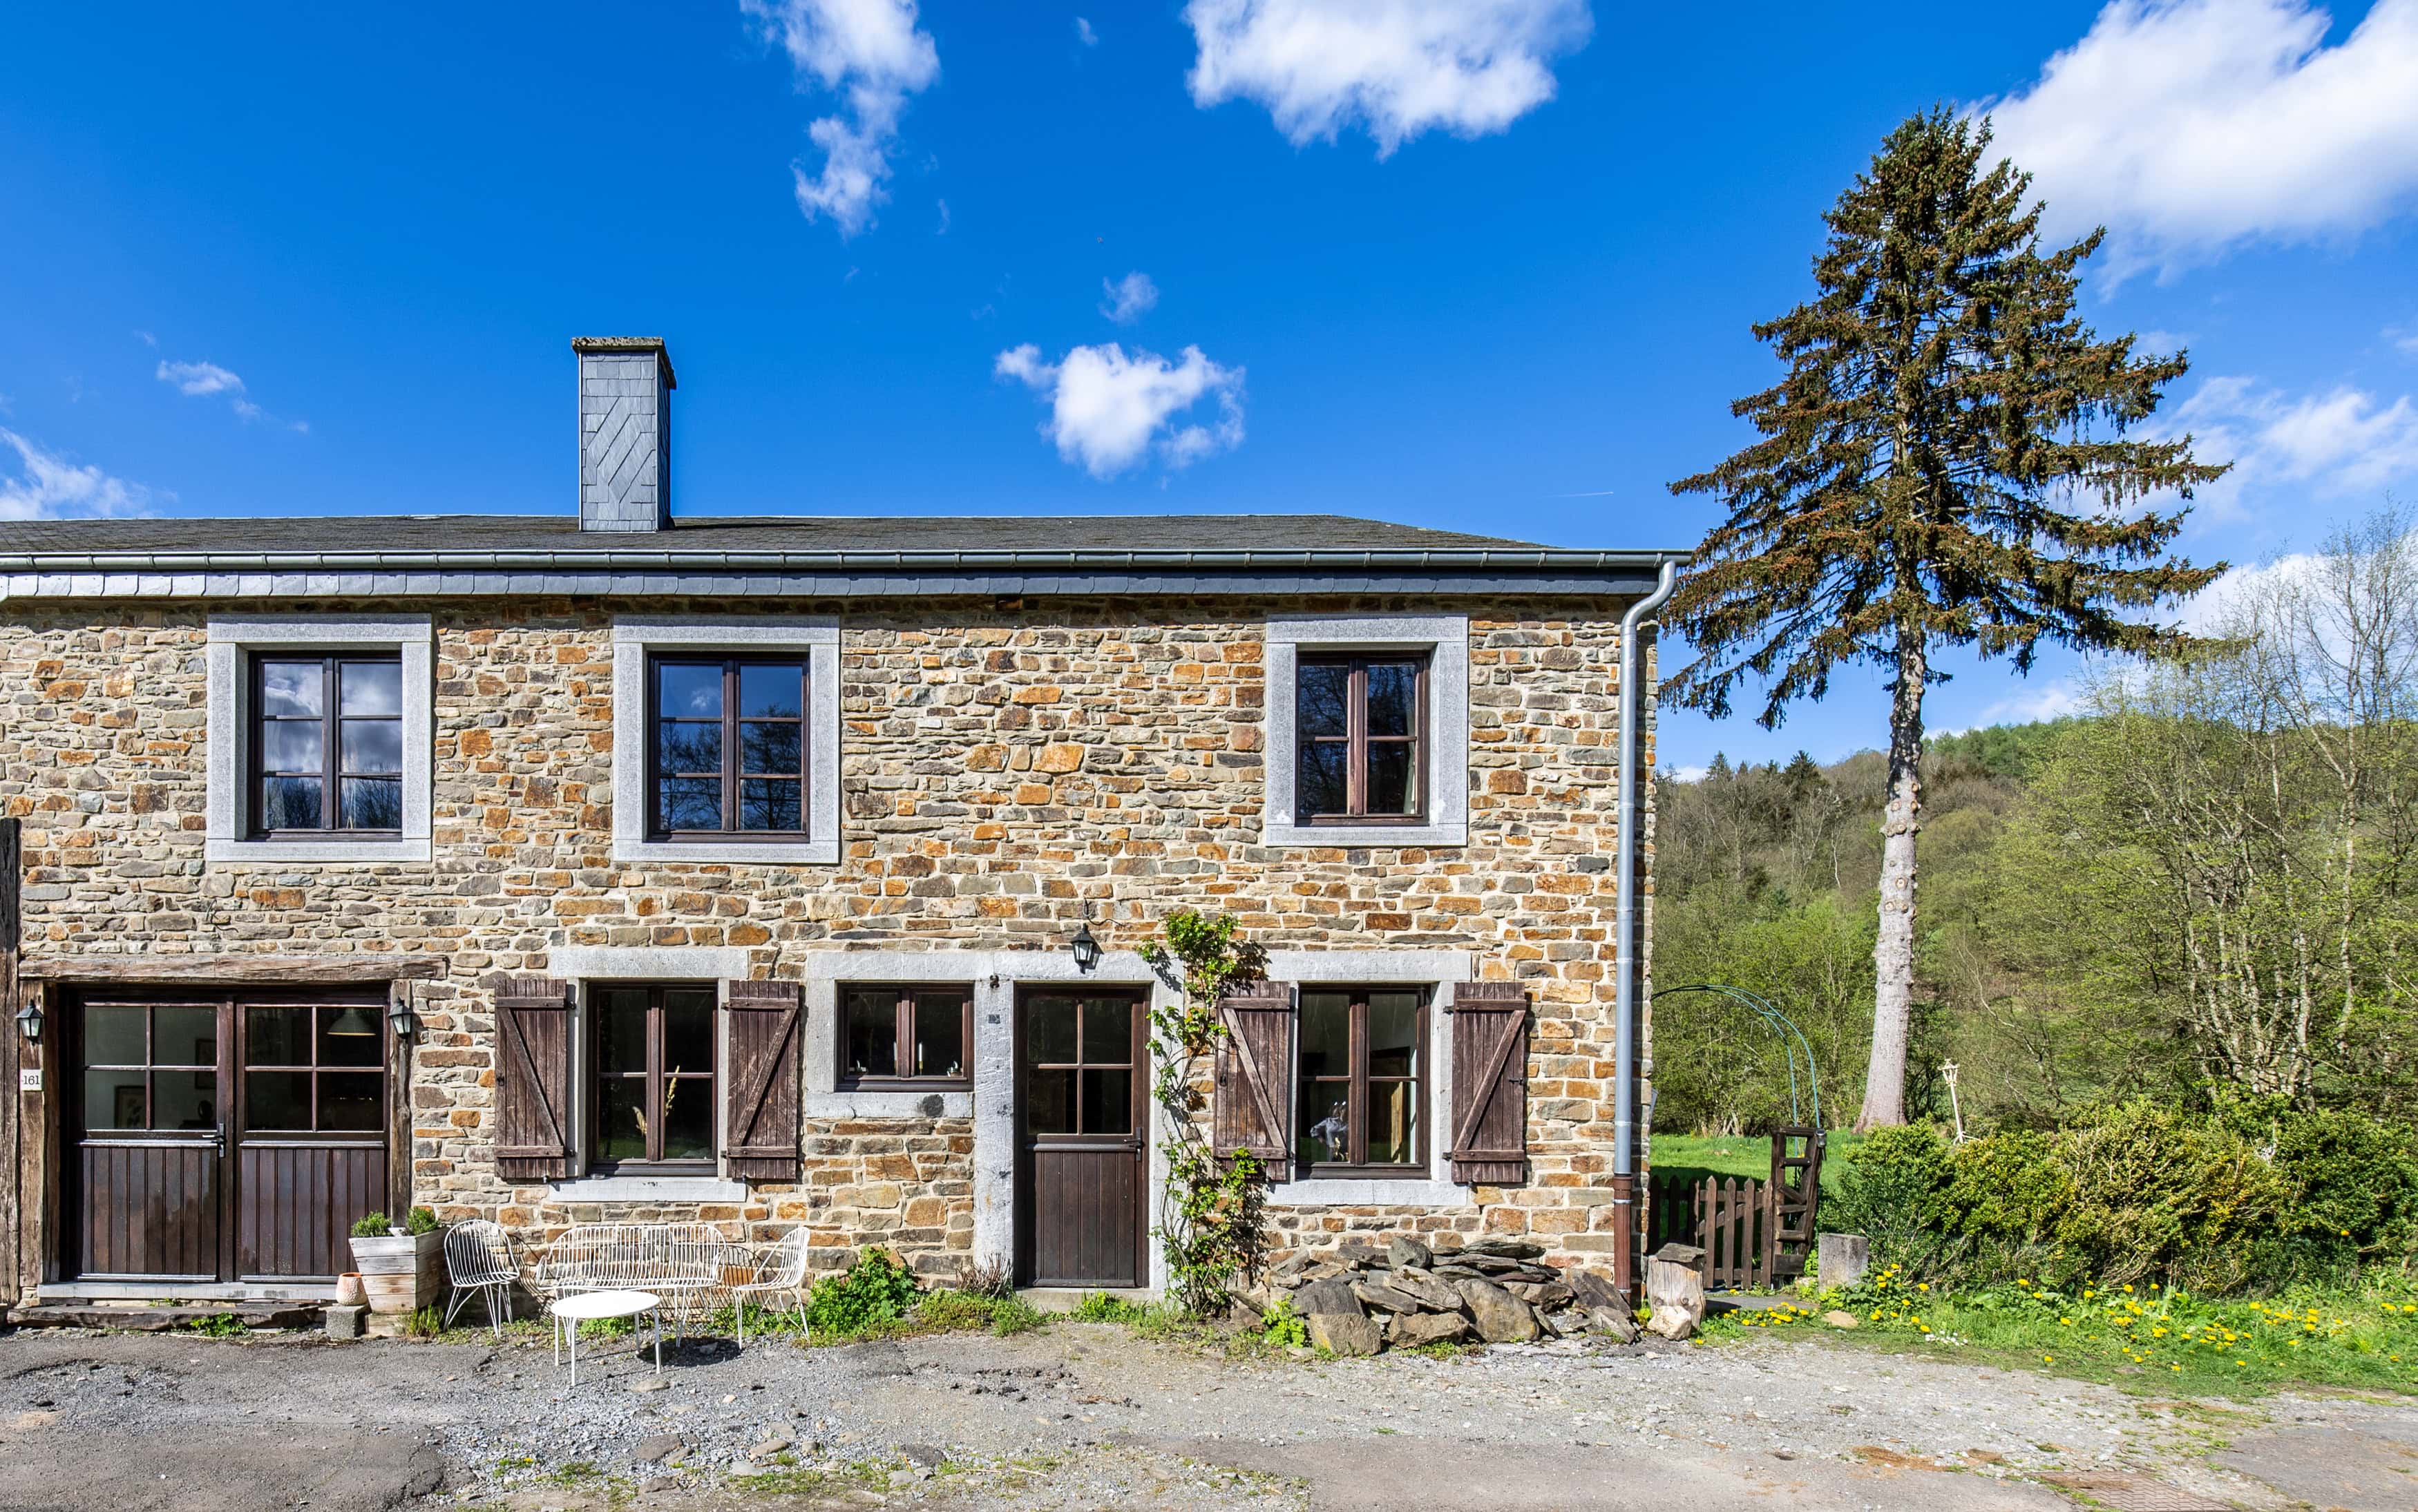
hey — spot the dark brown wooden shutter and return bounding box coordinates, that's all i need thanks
[1447,981,1530,1185]
[724,979,802,1181]
[1212,981,1294,1179]
[492,976,572,1182]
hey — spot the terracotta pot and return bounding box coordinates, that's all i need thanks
[334,1272,368,1308]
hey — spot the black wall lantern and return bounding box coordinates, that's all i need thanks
[14,995,43,1044]
[1069,904,1102,974]
[387,997,419,1042]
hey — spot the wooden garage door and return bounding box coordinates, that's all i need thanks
[70,988,388,1283]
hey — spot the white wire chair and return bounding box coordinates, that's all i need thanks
[728,1227,816,1346]
[442,1219,520,1337]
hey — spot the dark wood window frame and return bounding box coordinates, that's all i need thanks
[587,982,718,1174]
[1294,652,1430,826]
[1296,986,1427,1176]
[837,984,975,1091]
[247,653,405,837]
[238,1002,387,1135]
[646,653,812,843]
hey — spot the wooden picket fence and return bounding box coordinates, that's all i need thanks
[1648,1127,1824,1289]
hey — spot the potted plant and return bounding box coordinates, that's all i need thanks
[348,1207,446,1316]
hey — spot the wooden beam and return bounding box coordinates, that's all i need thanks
[19,954,446,984]
[1,816,21,1306]
[388,979,414,1221]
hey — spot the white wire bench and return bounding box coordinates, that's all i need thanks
[533,1222,735,1337]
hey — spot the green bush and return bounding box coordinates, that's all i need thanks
[803,1247,922,1338]
[1821,1100,2418,1295]
[2270,1107,2418,1259]
[403,1206,440,1236]
[350,1212,391,1238]
[2049,1102,2287,1290]
[1945,1128,2066,1245]
[1826,1124,1954,1245]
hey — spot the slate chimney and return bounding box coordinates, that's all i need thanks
[573,336,676,533]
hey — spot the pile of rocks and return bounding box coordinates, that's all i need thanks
[1266,1236,1639,1356]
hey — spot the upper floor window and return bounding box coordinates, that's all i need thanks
[1263,616,1467,849]
[649,656,808,839]
[839,986,972,1089]
[1295,654,1427,824]
[251,655,403,835]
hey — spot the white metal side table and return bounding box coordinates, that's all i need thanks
[548,1288,664,1386]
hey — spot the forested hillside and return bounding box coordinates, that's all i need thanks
[1650,515,2418,1138]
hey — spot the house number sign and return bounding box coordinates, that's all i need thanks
[18,1069,38,1092]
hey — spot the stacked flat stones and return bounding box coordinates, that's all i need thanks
[1269,1235,1638,1355]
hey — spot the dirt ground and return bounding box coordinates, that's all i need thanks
[1,1322,2412,1512]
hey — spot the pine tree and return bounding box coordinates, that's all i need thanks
[1664,108,2227,1130]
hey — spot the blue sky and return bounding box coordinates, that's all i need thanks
[4,1,2416,773]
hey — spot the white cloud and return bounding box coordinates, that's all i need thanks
[994,341,1246,477]
[1978,679,2086,725]
[1075,15,1098,46]
[1979,0,2418,276]
[1662,764,1709,785]
[1184,0,1592,155]
[743,0,941,238]
[2178,551,2320,635]
[1099,271,1159,325]
[157,359,242,397]
[2390,323,2418,356]
[0,428,161,519]
[2171,376,2418,517]
[153,356,306,432]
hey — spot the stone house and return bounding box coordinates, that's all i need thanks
[0,338,1682,1311]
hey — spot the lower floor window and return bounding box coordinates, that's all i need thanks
[591,984,716,1170]
[1295,987,1425,1172]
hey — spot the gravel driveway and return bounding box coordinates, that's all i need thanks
[1,1321,2411,1511]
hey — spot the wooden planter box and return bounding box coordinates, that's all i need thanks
[349,1230,446,1316]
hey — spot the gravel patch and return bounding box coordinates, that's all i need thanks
[3,1321,2409,1509]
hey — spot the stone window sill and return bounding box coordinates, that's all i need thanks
[1265,1177,1471,1207]
[807,1091,973,1119]
[1260,822,1467,849]
[546,1175,750,1203]
[611,838,841,866]
[204,838,433,865]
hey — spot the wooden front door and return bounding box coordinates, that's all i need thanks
[68,988,388,1283]
[1016,989,1147,1288]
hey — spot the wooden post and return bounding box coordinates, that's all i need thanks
[388,979,415,1221]
[1,816,20,1307]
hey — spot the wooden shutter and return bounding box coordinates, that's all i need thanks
[492,976,572,1183]
[1212,982,1294,1179]
[724,979,802,1181]
[1447,981,1530,1185]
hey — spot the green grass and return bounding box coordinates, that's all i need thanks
[1648,1131,1864,1203]
[1700,1264,2418,1397]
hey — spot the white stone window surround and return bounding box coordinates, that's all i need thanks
[1262,614,1470,848]
[204,615,435,864]
[1261,949,1474,1207]
[611,616,841,865]
[803,949,1183,1292]
[543,945,752,1202]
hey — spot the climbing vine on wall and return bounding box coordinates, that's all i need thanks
[1141,909,1270,1316]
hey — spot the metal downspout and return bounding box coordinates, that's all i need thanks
[1612,559,1678,1303]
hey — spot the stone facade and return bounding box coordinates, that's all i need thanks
[1,589,1657,1285]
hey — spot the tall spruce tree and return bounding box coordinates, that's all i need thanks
[1665,109,2226,1129]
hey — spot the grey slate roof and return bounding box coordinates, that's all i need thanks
[0,513,1686,602]
[0,513,1563,557]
